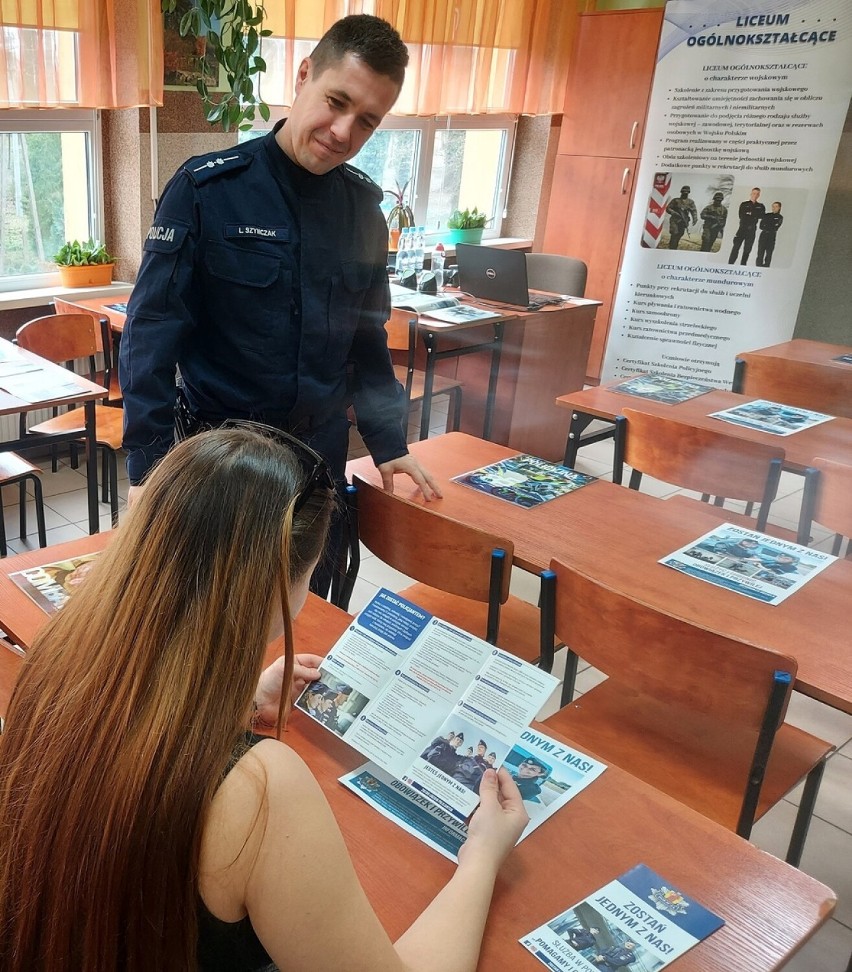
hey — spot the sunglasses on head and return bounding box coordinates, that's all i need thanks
[219,420,336,513]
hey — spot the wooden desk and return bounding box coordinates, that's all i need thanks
[0,338,106,534]
[406,298,599,461]
[349,433,852,714]
[734,339,852,419]
[0,569,835,970]
[53,293,131,335]
[556,382,852,473]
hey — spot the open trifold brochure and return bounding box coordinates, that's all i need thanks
[520,864,724,971]
[295,588,606,861]
[390,282,500,324]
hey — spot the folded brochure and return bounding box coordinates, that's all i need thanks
[520,863,724,971]
[340,726,606,862]
[295,588,558,819]
[453,454,594,509]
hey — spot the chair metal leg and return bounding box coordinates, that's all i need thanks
[107,451,119,527]
[30,475,47,547]
[612,416,627,486]
[560,650,580,707]
[450,387,462,432]
[485,549,506,644]
[0,489,6,556]
[101,448,109,504]
[18,479,27,540]
[785,759,826,867]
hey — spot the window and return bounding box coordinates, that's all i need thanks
[351,116,516,241]
[0,110,102,292]
[245,111,515,241]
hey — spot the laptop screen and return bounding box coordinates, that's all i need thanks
[455,244,531,307]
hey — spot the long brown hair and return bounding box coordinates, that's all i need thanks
[0,426,333,970]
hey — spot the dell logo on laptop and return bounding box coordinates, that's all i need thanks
[486,268,496,278]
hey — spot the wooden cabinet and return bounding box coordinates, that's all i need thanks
[558,10,662,159]
[541,8,663,382]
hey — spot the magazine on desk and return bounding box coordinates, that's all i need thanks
[453,454,595,509]
[832,353,852,364]
[659,523,835,606]
[709,399,833,436]
[9,552,102,616]
[389,283,500,324]
[340,727,606,862]
[520,863,724,972]
[295,588,558,819]
[611,373,714,405]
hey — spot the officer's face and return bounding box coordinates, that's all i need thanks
[750,189,761,202]
[281,53,400,175]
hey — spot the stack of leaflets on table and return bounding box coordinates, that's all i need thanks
[103,302,128,313]
[833,353,852,364]
[295,588,560,823]
[341,726,606,862]
[390,283,500,325]
[9,553,101,617]
[453,454,594,508]
[660,523,835,606]
[520,863,724,971]
[611,373,714,404]
[709,399,833,435]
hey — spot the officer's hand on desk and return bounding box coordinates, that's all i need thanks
[377,454,443,501]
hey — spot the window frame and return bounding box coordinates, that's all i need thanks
[0,109,103,293]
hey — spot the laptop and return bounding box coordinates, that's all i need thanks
[455,244,563,309]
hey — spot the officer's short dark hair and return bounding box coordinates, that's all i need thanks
[773,201,782,209]
[311,15,408,87]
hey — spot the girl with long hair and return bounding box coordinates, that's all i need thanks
[0,425,526,971]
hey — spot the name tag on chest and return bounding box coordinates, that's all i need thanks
[224,224,290,242]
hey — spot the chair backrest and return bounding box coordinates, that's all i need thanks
[384,308,416,353]
[798,458,852,551]
[16,313,106,381]
[545,556,796,731]
[351,473,513,604]
[619,406,784,504]
[525,253,588,297]
[733,353,852,419]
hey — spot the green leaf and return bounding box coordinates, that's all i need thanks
[259,101,270,122]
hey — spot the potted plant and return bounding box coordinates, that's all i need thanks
[446,207,490,244]
[54,239,115,288]
[384,180,415,252]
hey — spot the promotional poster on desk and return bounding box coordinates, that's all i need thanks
[603,0,852,387]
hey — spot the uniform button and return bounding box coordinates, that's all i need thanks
[206,161,215,168]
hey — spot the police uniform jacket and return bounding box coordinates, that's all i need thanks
[760,211,784,234]
[737,199,766,227]
[120,120,407,484]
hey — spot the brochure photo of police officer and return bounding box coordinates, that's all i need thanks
[727,182,806,270]
[644,170,734,253]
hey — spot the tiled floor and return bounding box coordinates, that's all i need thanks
[3,403,850,969]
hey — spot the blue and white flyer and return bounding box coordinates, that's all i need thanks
[660,522,835,604]
[520,864,724,971]
[295,588,558,819]
[340,728,606,861]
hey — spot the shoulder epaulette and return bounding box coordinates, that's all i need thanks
[342,163,383,200]
[183,151,253,186]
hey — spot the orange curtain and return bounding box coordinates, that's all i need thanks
[0,0,163,108]
[261,0,576,115]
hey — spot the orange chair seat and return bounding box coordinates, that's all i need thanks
[0,453,42,481]
[392,364,462,402]
[28,406,124,451]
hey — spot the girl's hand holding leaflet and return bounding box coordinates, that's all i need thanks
[460,768,529,873]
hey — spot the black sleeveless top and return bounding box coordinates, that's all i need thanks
[197,732,279,972]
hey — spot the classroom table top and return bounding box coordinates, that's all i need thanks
[0,567,835,971]
[555,383,852,473]
[348,433,852,715]
[0,337,106,415]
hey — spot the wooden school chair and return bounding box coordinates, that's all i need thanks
[0,452,47,556]
[340,473,554,667]
[385,308,463,434]
[539,557,833,867]
[525,253,588,298]
[15,314,123,526]
[733,351,852,419]
[798,458,852,557]
[614,406,789,535]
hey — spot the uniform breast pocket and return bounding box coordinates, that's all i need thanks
[204,242,292,352]
[327,260,373,358]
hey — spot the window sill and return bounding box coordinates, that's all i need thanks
[0,281,134,312]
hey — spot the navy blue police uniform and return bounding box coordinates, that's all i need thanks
[119,119,407,492]
[728,198,766,265]
[756,210,784,267]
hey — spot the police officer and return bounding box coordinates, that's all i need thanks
[120,15,439,595]
[666,186,698,249]
[728,187,765,264]
[756,201,784,267]
[699,192,727,252]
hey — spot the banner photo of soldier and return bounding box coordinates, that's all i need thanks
[642,171,734,253]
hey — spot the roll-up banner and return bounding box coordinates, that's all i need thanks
[602,0,852,387]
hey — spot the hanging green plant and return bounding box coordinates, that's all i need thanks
[161,0,273,132]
